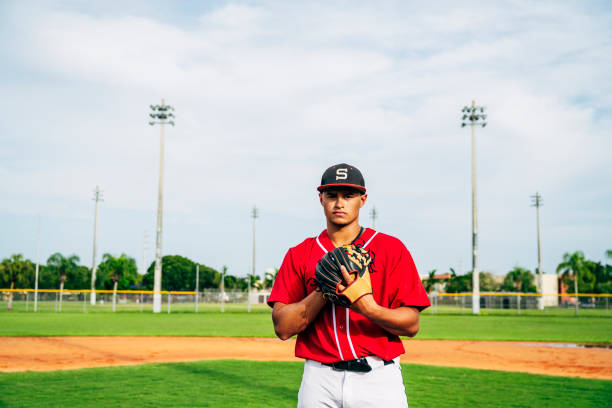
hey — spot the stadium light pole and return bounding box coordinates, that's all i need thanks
[248,206,258,313]
[90,186,103,306]
[531,192,544,310]
[461,100,487,315]
[149,99,175,313]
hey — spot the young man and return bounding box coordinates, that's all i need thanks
[268,163,430,408]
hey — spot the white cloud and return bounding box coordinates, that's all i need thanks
[1,0,611,276]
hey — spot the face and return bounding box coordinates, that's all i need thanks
[319,188,367,227]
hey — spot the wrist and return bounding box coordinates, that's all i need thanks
[353,294,379,318]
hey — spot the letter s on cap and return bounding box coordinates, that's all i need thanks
[336,168,348,180]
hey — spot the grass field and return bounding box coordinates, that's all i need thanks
[0,360,610,408]
[1,309,611,343]
[2,299,611,317]
[2,306,611,407]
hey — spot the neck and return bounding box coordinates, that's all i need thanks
[326,220,362,247]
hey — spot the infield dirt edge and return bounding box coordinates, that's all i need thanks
[2,337,612,380]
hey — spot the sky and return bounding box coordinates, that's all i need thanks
[1,0,611,280]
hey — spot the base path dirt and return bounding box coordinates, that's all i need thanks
[1,337,611,380]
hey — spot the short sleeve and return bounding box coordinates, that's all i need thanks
[267,247,306,307]
[388,243,430,311]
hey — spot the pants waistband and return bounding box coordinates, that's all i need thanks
[321,356,395,372]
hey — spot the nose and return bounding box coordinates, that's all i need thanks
[334,196,346,208]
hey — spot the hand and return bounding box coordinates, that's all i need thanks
[338,265,377,316]
[336,264,353,291]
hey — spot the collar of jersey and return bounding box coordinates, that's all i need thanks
[317,228,377,253]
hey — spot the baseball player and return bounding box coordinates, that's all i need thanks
[268,163,430,407]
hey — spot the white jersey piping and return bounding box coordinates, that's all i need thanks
[316,235,345,361]
[363,231,379,249]
[345,308,358,359]
[316,230,379,362]
[316,236,327,254]
[332,305,344,361]
[345,230,377,360]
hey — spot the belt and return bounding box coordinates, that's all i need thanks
[322,357,394,373]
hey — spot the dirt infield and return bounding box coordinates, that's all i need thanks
[2,337,611,379]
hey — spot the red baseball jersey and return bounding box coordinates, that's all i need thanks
[268,228,430,363]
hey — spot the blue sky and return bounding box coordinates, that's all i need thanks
[1,0,611,280]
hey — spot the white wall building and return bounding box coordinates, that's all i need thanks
[537,273,559,307]
[249,290,271,304]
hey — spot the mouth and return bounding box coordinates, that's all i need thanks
[333,211,347,216]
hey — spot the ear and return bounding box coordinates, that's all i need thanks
[319,192,323,205]
[360,193,368,208]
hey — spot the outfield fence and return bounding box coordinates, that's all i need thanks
[0,289,258,313]
[428,292,611,316]
[1,288,611,315]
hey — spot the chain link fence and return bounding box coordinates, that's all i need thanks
[0,289,270,313]
[1,289,610,315]
[427,293,611,316]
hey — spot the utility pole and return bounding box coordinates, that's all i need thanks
[90,186,103,306]
[34,216,40,312]
[370,206,378,229]
[195,264,199,313]
[249,206,258,313]
[141,231,148,275]
[461,101,487,315]
[531,192,544,310]
[149,99,175,313]
[221,265,227,313]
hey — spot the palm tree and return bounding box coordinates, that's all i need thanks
[262,269,278,289]
[556,251,588,314]
[0,254,33,310]
[422,269,440,294]
[502,267,535,293]
[47,253,80,312]
[445,268,471,293]
[252,274,264,291]
[99,253,136,312]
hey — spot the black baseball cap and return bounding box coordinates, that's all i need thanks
[317,163,366,193]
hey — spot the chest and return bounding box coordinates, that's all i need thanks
[304,246,390,305]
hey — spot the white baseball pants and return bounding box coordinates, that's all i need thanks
[297,356,409,408]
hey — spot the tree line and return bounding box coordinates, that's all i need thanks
[0,252,279,309]
[422,250,612,294]
[2,249,609,300]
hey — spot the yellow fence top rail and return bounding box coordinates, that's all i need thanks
[1,289,611,297]
[0,289,197,295]
[435,292,612,297]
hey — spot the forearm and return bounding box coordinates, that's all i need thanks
[272,291,327,340]
[354,296,420,337]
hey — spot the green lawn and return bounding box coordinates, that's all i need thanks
[0,310,274,337]
[0,360,609,407]
[0,300,270,314]
[3,299,611,317]
[1,310,611,343]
